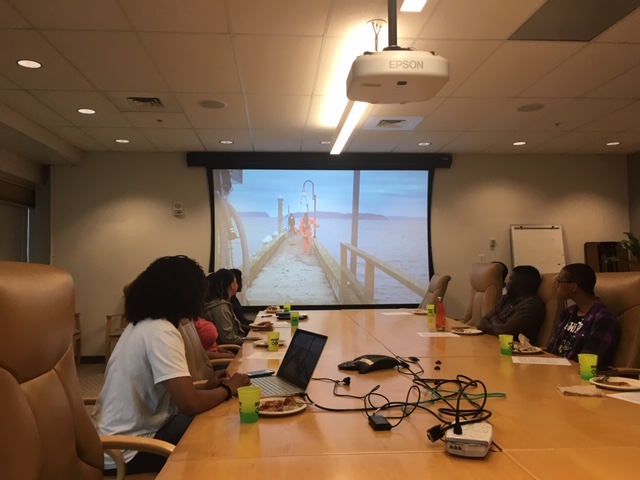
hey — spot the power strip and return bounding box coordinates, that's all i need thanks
[444,421,493,458]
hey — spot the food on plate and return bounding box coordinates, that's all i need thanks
[250,320,274,331]
[266,305,280,313]
[597,378,631,387]
[259,396,303,413]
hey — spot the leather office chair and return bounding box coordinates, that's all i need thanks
[105,313,127,365]
[535,273,565,347]
[418,274,452,309]
[462,263,503,327]
[74,312,82,366]
[594,272,640,368]
[178,319,239,385]
[0,261,173,479]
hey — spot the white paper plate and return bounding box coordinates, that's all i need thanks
[413,309,429,315]
[451,327,483,335]
[589,376,640,391]
[253,339,286,348]
[259,397,307,416]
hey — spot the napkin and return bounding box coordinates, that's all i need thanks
[518,334,533,349]
[557,385,605,397]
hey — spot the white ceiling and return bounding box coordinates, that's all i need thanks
[1,0,640,166]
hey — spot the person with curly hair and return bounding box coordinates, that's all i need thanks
[93,255,249,475]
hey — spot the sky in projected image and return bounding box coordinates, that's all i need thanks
[229,169,428,218]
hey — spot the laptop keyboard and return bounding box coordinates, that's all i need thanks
[251,376,301,397]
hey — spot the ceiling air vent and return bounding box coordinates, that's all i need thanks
[126,97,165,108]
[376,119,406,128]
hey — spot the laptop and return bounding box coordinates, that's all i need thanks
[250,328,328,397]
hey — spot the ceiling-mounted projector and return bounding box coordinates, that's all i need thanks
[346,48,449,104]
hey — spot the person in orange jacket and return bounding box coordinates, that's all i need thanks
[299,212,320,254]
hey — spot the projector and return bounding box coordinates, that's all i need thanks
[444,421,493,458]
[346,49,449,104]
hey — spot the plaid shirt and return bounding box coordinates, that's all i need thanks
[547,299,620,367]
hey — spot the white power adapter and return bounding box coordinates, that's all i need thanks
[444,421,493,458]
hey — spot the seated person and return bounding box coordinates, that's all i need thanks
[230,268,251,334]
[477,265,545,342]
[93,255,249,475]
[192,318,236,361]
[202,269,247,345]
[547,263,620,367]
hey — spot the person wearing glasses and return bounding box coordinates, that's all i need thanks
[547,263,620,367]
[477,265,545,342]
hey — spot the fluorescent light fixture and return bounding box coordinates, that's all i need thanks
[330,100,369,155]
[400,0,428,12]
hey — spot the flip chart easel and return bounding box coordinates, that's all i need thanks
[510,225,565,274]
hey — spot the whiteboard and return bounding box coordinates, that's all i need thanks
[510,225,565,274]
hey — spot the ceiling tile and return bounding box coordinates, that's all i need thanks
[576,100,640,132]
[139,128,204,151]
[252,129,303,151]
[105,91,183,113]
[30,90,131,127]
[526,131,612,154]
[0,30,93,90]
[419,0,546,40]
[229,0,330,35]
[196,129,253,151]
[440,131,509,153]
[0,89,71,126]
[10,0,130,29]
[394,131,461,153]
[80,127,156,151]
[120,0,228,33]
[0,0,29,28]
[140,33,240,93]
[44,31,168,91]
[123,112,191,129]
[175,93,248,129]
[0,73,17,89]
[587,63,640,98]
[482,131,566,154]
[527,98,636,131]
[472,98,572,132]
[422,98,510,131]
[48,126,107,151]
[234,35,322,95]
[453,41,583,98]
[245,95,311,130]
[595,5,640,43]
[521,43,640,98]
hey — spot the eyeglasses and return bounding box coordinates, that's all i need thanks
[556,279,574,285]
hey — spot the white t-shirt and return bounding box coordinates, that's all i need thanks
[92,318,191,468]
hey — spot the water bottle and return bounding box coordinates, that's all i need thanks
[435,297,446,331]
[426,304,436,332]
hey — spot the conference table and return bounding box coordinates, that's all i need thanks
[156,309,639,480]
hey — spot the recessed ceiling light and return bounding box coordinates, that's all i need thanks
[219,140,234,145]
[606,141,621,146]
[115,139,130,144]
[77,108,96,115]
[417,142,432,146]
[199,100,227,109]
[513,141,527,146]
[17,59,42,69]
[320,140,331,145]
[517,103,545,113]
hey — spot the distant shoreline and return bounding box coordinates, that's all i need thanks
[239,211,426,220]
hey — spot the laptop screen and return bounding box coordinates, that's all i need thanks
[277,328,328,389]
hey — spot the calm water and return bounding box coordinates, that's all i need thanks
[231,216,429,304]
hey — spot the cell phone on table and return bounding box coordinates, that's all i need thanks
[247,369,274,378]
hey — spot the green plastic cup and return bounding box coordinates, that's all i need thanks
[578,353,598,380]
[238,386,261,423]
[499,334,513,356]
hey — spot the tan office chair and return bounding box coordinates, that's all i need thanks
[418,274,452,309]
[462,263,503,327]
[594,272,640,368]
[74,312,82,366]
[178,319,239,385]
[105,313,128,365]
[535,273,565,347]
[0,261,173,480]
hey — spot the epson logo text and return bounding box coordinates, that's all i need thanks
[389,60,424,69]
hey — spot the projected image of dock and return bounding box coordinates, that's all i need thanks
[213,169,430,307]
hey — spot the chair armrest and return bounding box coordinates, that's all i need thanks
[100,434,174,480]
[83,397,97,406]
[218,344,240,352]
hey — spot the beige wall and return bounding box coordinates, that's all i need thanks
[51,152,629,356]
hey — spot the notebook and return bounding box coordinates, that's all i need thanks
[250,328,328,397]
